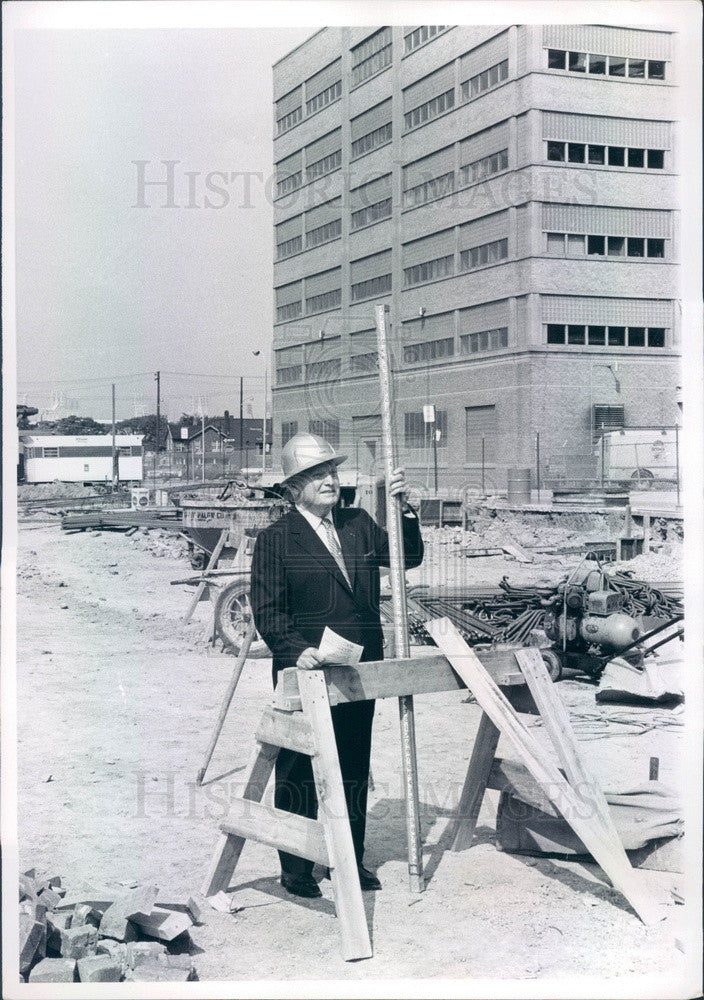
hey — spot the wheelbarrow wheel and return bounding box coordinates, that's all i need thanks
[214,580,268,657]
[540,648,563,682]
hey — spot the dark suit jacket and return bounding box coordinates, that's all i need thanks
[251,504,424,678]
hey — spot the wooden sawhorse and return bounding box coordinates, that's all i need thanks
[202,649,527,961]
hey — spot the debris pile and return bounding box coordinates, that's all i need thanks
[398,571,682,648]
[19,870,199,983]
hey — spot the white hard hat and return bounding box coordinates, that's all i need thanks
[280,432,347,483]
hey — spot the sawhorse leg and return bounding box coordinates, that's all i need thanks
[202,740,278,896]
[449,710,500,852]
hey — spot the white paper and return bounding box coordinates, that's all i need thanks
[318,627,363,666]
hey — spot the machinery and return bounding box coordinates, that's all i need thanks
[538,558,682,681]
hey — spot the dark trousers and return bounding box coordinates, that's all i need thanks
[275,699,375,876]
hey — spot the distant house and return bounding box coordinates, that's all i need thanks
[21,434,144,483]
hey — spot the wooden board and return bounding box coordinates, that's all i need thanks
[514,647,629,862]
[274,650,524,711]
[220,799,329,866]
[450,711,501,852]
[298,670,372,961]
[426,618,662,926]
[255,706,316,755]
[202,742,278,897]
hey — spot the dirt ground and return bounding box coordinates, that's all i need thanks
[12,512,691,993]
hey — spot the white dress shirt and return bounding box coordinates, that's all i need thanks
[295,505,344,553]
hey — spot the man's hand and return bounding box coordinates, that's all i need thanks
[296,647,326,670]
[387,467,407,498]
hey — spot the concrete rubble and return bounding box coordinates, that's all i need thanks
[18,870,199,983]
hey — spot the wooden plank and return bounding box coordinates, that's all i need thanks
[183,529,228,623]
[255,706,316,755]
[426,618,662,926]
[197,620,255,784]
[220,799,329,867]
[202,741,278,896]
[514,647,629,862]
[450,711,500,852]
[298,670,372,961]
[273,651,524,711]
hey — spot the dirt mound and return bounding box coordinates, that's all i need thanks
[18,483,98,501]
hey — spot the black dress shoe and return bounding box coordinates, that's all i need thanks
[322,865,382,891]
[280,872,322,898]
[357,865,382,891]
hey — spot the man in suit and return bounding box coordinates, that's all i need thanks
[251,431,423,899]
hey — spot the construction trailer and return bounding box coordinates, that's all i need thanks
[22,434,144,484]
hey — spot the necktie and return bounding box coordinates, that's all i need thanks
[322,518,352,589]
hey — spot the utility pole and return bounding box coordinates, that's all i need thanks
[261,367,267,473]
[154,370,160,493]
[111,383,117,488]
[239,375,244,469]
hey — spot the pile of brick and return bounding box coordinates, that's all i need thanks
[19,870,199,983]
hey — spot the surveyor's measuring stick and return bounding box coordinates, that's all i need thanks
[375,303,424,893]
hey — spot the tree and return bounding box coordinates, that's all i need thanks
[55,415,107,435]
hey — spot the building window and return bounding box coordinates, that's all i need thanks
[306,79,342,116]
[351,122,392,159]
[545,231,668,260]
[403,171,455,209]
[460,327,508,353]
[547,140,665,169]
[276,365,302,385]
[306,358,341,382]
[306,219,342,248]
[306,149,342,183]
[459,148,508,185]
[276,172,302,198]
[282,420,298,445]
[350,273,392,302]
[545,324,667,348]
[43,447,59,458]
[351,197,392,230]
[404,89,455,131]
[276,106,302,135]
[305,288,341,314]
[460,59,508,101]
[276,302,302,322]
[404,26,448,54]
[276,235,303,259]
[351,27,392,86]
[350,351,379,373]
[547,48,666,81]
[460,238,508,270]
[309,419,340,446]
[404,410,448,448]
[403,255,455,287]
[403,337,454,363]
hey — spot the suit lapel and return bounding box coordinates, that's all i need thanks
[288,508,354,593]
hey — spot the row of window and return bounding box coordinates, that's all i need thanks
[350,273,392,303]
[546,141,664,169]
[281,411,451,452]
[460,59,509,101]
[546,233,666,259]
[351,27,392,87]
[461,327,509,354]
[276,25,451,136]
[351,121,392,160]
[546,324,665,347]
[404,26,449,54]
[547,49,666,80]
[351,196,392,230]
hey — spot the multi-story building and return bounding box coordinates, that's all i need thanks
[271,24,680,492]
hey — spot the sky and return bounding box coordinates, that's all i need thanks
[13,24,314,420]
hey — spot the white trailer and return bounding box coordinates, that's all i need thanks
[598,428,678,485]
[22,434,144,484]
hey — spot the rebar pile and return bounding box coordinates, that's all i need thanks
[385,571,682,648]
